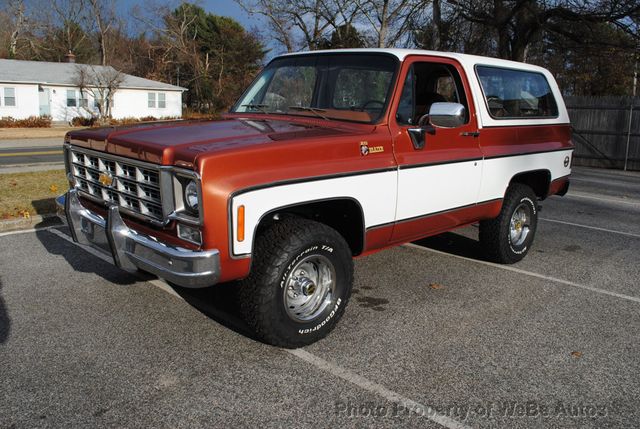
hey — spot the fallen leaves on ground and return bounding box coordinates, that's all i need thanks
[429,283,444,290]
[571,351,582,359]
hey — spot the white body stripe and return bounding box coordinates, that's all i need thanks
[478,150,571,202]
[231,150,572,256]
[231,171,398,256]
[396,160,481,220]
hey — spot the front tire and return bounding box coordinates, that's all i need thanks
[238,217,353,348]
[479,183,538,264]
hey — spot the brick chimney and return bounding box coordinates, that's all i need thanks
[64,50,76,63]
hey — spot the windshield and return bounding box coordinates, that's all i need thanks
[231,54,398,124]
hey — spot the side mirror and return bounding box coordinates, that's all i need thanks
[428,102,466,128]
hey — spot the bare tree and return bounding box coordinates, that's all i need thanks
[449,0,640,61]
[74,65,124,122]
[86,0,118,65]
[353,0,430,48]
[236,0,360,51]
[236,0,296,52]
[6,0,28,58]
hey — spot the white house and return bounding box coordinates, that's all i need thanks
[0,58,185,123]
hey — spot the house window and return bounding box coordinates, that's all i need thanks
[4,88,16,106]
[148,92,166,108]
[67,90,77,107]
[80,91,89,108]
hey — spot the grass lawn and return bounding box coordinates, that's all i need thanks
[0,169,67,219]
[0,127,81,140]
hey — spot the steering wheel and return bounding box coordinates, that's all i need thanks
[360,100,385,110]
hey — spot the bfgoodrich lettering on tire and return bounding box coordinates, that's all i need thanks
[479,183,538,264]
[238,217,353,348]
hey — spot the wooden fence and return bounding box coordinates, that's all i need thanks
[565,96,640,171]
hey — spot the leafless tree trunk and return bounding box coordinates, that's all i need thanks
[354,0,429,48]
[432,0,441,50]
[87,0,116,65]
[7,0,27,58]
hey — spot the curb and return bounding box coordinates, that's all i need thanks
[0,214,62,233]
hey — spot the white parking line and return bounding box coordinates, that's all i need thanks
[566,192,640,207]
[540,217,640,239]
[404,243,640,304]
[0,225,57,237]
[46,227,182,299]
[287,349,471,429]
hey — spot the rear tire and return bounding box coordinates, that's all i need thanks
[238,217,353,348]
[479,184,538,264]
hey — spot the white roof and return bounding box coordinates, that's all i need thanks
[0,59,186,91]
[281,48,551,74]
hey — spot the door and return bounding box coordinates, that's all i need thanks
[39,88,51,116]
[389,56,483,241]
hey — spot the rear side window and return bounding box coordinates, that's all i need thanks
[476,66,558,119]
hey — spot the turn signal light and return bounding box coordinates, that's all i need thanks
[237,205,245,242]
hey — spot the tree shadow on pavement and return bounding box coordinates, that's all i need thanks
[34,221,139,286]
[0,278,10,344]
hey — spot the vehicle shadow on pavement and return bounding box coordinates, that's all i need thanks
[170,282,259,342]
[413,231,487,261]
[0,278,10,344]
[34,221,139,286]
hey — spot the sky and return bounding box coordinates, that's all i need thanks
[118,0,265,32]
[118,0,278,56]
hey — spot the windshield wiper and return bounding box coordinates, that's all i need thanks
[288,106,329,121]
[241,104,270,113]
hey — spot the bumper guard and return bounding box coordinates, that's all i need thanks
[56,189,220,288]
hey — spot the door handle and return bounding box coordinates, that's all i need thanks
[461,131,480,138]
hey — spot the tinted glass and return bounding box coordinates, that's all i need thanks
[233,54,398,124]
[476,66,558,118]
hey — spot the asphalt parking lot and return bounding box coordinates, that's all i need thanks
[1,166,639,428]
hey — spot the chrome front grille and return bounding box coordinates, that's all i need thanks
[69,148,164,221]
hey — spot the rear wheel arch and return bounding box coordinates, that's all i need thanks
[508,169,551,200]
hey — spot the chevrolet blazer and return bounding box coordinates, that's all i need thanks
[57,48,573,347]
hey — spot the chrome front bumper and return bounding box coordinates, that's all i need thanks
[56,189,220,288]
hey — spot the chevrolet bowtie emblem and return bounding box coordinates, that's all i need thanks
[98,171,115,187]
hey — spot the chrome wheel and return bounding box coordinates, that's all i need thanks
[509,202,531,247]
[283,254,336,322]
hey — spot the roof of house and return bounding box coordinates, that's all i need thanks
[0,59,186,91]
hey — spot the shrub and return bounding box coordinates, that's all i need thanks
[0,115,52,128]
[70,116,98,127]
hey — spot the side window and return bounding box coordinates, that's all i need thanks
[476,66,558,118]
[158,93,166,108]
[396,67,414,125]
[396,62,468,126]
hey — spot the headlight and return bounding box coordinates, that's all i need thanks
[184,180,199,212]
